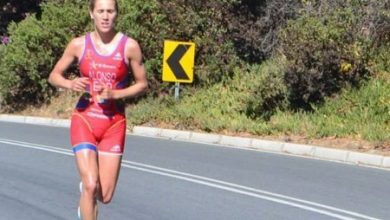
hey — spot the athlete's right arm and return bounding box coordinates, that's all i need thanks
[48,38,89,92]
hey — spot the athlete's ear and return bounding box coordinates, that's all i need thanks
[89,11,94,19]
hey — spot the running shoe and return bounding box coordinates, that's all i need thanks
[78,181,82,219]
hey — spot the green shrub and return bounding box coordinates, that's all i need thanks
[0,1,89,110]
[373,45,390,73]
[228,0,302,63]
[3,0,276,109]
[127,59,289,133]
[369,3,390,73]
[128,69,256,132]
[117,0,243,95]
[117,0,302,97]
[0,44,8,109]
[2,0,388,123]
[245,57,289,120]
[278,1,377,110]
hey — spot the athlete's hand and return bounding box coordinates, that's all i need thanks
[96,83,116,100]
[70,77,89,92]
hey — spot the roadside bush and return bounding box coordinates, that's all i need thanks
[373,45,390,73]
[2,0,387,119]
[128,65,259,132]
[0,44,7,108]
[127,59,288,133]
[0,1,89,111]
[228,0,302,63]
[3,0,263,109]
[245,57,289,120]
[117,0,302,97]
[278,1,381,110]
[366,1,390,73]
[118,0,243,95]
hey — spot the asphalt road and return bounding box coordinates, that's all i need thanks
[0,121,389,220]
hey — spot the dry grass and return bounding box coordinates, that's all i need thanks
[18,90,78,119]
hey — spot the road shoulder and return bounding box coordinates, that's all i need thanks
[1,114,389,170]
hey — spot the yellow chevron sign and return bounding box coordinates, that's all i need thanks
[163,40,195,83]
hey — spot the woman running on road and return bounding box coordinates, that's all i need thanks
[48,0,148,219]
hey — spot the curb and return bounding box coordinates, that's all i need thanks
[0,114,70,127]
[132,126,390,170]
[1,114,389,170]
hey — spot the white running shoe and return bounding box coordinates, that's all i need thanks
[78,181,82,219]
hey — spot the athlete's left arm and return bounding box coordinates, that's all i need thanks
[100,38,148,100]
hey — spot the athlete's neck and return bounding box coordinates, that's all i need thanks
[92,30,117,44]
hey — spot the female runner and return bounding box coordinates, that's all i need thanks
[48,0,148,219]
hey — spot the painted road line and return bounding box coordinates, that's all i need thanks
[0,138,380,220]
[121,160,378,220]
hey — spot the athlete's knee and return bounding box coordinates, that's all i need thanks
[82,180,99,197]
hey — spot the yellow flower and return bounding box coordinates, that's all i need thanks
[340,62,352,73]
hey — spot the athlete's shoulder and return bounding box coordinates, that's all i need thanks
[68,35,86,50]
[124,36,140,47]
[124,36,142,56]
[65,35,87,58]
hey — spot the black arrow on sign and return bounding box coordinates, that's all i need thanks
[166,44,191,80]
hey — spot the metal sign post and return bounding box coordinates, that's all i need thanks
[174,82,180,100]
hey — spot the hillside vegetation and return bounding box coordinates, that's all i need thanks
[0,0,389,150]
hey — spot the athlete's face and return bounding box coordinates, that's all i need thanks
[90,0,117,33]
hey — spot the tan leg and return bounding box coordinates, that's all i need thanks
[97,153,122,204]
[75,150,99,220]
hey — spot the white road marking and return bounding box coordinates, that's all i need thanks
[121,160,379,220]
[0,138,380,220]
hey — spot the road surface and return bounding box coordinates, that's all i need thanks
[0,121,389,219]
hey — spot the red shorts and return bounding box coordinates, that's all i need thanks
[70,111,126,155]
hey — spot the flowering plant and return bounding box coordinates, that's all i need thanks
[1,35,10,45]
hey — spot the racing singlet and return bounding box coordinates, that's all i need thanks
[78,32,130,115]
[70,32,130,155]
